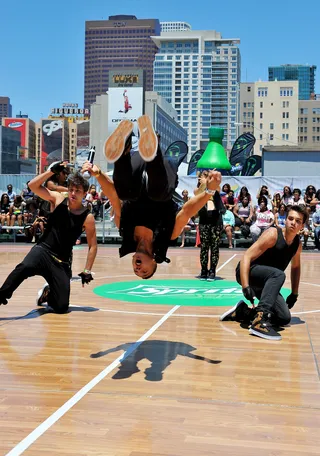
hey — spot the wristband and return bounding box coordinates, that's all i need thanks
[83,269,91,274]
[205,188,216,195]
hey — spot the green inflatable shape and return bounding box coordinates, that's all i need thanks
[196,127,231,171]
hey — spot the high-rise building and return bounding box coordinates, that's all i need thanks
[160,22,191,32]
[2,116,36,160]
[152,30,241,154]
[84,15,160,109]
[0,126,36,174]
[268,64,316,100]
[253,80,299,154]
[0,97,12,121]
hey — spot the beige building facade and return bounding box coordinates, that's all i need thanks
[240,81,299,155]
[298,99,320,147]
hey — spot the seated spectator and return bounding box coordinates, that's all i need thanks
[220,183,231,204]
[24,200,42,242]
[181,189,190,204]
[238,186,251,203]
[222,206,235,248]
[292,188,306,207]
[271,192,282,214]
[86,184,102,219]
[257,185,272,204]
[254,195,268,211]
[304,185,317,214]
[310,189,320,212]
[301,216,312,250]
[250,200,274,242]
[233,196,253,237]
[281,186,293,207]
[7,184,16,203]
[9,195,26,230]
[224,190,238,212]
[20,181,35,202]
[312,208,320,251]
[274,203,287,228]
[0,193,11,229]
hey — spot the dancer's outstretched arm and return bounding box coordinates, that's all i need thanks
[82,162,122,228]
[171,170,221,240]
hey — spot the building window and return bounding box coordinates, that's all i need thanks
[280,87,294,97]
[270,134,274,140]
[260,102,263,108]
[247,86,251,92]
[270,123,274,130]
[260,112,263,119]
[260,123,263,129]
[257,88,268,97]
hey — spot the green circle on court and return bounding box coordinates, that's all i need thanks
[93,279,291,307]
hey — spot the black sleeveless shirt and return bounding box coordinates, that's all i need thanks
[38,198,89,262]
[251,227,300,271]
[119,197,178,264]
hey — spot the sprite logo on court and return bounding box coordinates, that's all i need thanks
[94,279,290,307]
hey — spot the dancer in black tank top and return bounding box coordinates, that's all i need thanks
[220,206,307,341]
[82,116,221,279]
[0,163,97,314]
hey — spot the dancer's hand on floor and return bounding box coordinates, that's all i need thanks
[286,293,298,309]
[78,270,94,287]
[242,286,255,306]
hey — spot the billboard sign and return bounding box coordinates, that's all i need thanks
[3,118,27,148]
[108,87,143,134]
[109,69,144,88]
[41,119,63,172]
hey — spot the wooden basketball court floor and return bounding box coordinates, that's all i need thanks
[0,244,320,456]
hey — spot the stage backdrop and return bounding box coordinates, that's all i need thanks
[177,175,320,205]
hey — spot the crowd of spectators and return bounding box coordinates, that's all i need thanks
[179,181,320,251]
[0,177,109,242]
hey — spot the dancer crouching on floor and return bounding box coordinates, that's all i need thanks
[220,205,306,341]
[0,162,97,313]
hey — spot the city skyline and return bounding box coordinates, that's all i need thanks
[1,0,320,121]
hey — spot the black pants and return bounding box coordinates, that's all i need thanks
[236,264,291,326]
[199,224,221,272]
[113,148,178,202]
[0,245,71,313]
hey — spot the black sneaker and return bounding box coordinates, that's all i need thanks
[207,269,216,281]
[219,300,248,322]
[36,284,50,306]
[197,269,208,280]
[249,311,281,341]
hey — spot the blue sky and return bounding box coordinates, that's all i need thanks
[1,0,320,121]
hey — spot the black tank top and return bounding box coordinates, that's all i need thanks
[39,198,89,262]
[251,227,300,271]
[119,197,178,264]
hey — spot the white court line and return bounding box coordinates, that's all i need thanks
[300,281,320,288]
[6,305,180,456]
[6,254,237,456]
